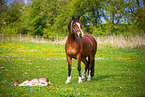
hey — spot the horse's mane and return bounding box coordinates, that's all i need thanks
[68,21,71,32]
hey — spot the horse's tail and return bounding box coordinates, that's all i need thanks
[87,56,95,77]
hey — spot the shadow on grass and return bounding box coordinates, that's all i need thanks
[91,74,114,81]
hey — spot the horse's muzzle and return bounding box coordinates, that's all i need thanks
[79,33,82,38]
[77,32,84,38]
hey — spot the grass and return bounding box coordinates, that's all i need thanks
[0,41,145,97]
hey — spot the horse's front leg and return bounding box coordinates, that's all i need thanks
[65,55,72,84]
[77,53,83,83]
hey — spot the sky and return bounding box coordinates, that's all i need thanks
[6,0,31,5]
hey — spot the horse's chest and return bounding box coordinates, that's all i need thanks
[66,47,78,57]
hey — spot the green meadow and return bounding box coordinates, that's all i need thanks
[0,41,145,97]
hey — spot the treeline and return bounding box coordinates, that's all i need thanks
[0,0,145,36]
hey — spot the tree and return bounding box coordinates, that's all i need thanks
[136,0,145,33]
[0,1,23,34]
[1,0,144,36]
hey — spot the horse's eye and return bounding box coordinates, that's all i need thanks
[74,25,76,27]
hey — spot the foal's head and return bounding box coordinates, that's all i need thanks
[68,16,84,38]
[12,80,19,86]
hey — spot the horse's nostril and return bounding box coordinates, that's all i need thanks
[79,33,83,38]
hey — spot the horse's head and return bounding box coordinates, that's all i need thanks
[69,16,84,38]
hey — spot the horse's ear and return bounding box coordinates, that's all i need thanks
[72,16,74,20]
[77,16,80,20]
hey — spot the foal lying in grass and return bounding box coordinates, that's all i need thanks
[12,78,53,86]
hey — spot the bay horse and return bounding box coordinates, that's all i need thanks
[65,16,97,83]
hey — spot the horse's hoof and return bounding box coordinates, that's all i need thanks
[87,79,91,81]
[81,76,86,80]
[82,77,86,81]
[78,77,82,83]
[78,80,82,84]
[65,81,71,84]
[65,76,71,84]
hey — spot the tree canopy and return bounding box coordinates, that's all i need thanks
[0,0,145,36]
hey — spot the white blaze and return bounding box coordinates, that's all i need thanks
[76,22,84,37]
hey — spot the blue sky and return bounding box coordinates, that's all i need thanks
[6,0,31,5]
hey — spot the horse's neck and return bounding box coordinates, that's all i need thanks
[19,82,27,86]
[18,83,23,86]
[19,80,29,86]
[68,32,76,43]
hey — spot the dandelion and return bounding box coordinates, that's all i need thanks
[120,87,122,89]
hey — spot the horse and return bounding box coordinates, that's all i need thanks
[65,16,97,83]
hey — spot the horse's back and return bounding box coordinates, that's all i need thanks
[85,34,97,52]
[81,34,97,57]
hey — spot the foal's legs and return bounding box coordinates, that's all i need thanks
[65,55,72,84]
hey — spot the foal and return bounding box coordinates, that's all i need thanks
[12,78,53,86]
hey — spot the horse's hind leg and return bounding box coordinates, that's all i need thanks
[81,58,88,80]
[87,55,95,81]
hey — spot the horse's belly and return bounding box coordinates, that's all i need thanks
[81,50,91,58]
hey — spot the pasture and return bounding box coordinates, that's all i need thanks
[0,41,145,97]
